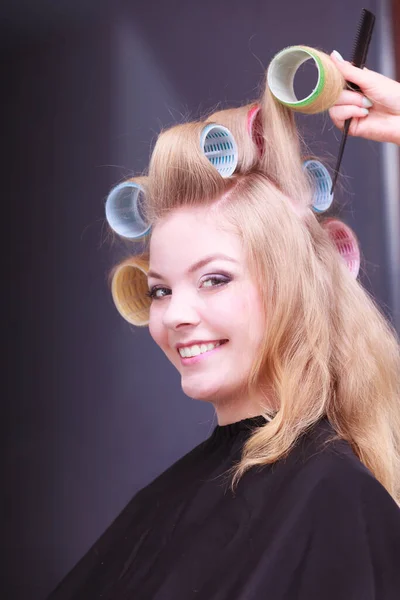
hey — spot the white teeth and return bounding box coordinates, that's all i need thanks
[178,341,223,358]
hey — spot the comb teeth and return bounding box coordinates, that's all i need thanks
[351,8,375,68]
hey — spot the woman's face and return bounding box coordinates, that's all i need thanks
[147,205,266,423]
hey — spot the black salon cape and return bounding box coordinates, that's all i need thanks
[49,416,400,599]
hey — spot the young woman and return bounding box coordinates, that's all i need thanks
[49,52,400,599]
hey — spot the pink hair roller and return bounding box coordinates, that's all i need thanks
[324,219,360,278]
[247,104,264,156]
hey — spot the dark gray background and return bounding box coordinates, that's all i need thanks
[2,0,396,598]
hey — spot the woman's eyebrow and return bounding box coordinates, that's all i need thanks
[147,253,238,280]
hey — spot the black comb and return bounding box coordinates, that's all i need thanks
[330,8,375,195]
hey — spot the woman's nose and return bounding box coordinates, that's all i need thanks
[162,291,201,330]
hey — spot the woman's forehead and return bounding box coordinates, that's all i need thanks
[151,206,238,245]
[148,207,244,272]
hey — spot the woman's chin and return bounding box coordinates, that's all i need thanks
[181,378,221,402]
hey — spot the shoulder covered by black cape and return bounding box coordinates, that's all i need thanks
[48,417,400,599]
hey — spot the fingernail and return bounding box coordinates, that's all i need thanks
[362,96,373,108]
[332,50,345,62]
[361,108,369,116]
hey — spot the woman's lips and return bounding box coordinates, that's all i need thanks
[179,340,228,365]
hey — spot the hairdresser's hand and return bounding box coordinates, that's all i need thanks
[329,50,400,145]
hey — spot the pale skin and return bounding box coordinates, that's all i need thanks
[147,205,268,426]
[329,50,400,145]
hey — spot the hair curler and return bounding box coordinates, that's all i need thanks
[111,256,151,326]
[303,159,334,213]
[200,124,238,177]
[323,218,360,277]
[105,180,151,239]
[267,46,344,114]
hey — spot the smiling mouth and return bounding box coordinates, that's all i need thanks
[177,340,228,359]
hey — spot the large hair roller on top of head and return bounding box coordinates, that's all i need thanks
[206,104,263,172]
[105,177,151,240]
[147,121,239,211]
[200,124,238,177]
[267,45,345,114]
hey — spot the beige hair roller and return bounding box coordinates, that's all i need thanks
[111,255,151,326]
[267,45,345,114]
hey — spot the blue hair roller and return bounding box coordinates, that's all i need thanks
[303,159,334,213]
[200,124,238,177]
[105,180,151,239]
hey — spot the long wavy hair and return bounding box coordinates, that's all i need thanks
[110,78,400,504]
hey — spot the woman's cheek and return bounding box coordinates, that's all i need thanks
[148,308,163,346]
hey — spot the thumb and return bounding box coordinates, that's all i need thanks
[330,50,371,89]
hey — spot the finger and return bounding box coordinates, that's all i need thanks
[333,89,373,108]
[328,114,364,137]
[329,105,369,123]
[330,51,374,89]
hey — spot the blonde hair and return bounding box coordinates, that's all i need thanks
[110,74,400,504]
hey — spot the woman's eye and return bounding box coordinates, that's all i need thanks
[146,275,231,300]
[200,275,231,288]
[146,287,170,300]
